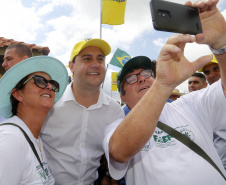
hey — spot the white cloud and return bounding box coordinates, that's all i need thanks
[37,3,54,16]
[0,0,226,100]
[0,1,41,42]
[153,38,166,48]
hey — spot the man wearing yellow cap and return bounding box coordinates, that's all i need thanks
[40,38,124,184]
[198,54,221,85]
[198,54,226,171]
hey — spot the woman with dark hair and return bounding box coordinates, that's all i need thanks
[0,56,68,185]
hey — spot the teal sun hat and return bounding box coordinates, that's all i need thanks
[0,56,68,118]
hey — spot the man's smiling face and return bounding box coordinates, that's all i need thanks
[70,46,106,89]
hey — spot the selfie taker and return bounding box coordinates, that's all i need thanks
[102,0,226,184]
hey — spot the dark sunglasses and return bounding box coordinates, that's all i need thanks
[23,75,60,92]
[124,69,154,85]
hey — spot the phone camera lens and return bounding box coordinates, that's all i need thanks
[157,10,170,18]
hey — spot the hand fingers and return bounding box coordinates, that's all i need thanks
[193,0,218,12]
[192,55,213,72]
[185,1,192,6]
[160,34,195,59]
[166,34,196,46]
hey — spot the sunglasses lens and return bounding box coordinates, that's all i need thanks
[49,80,60,92]
[34,76,47,88]
[33,76,59,92]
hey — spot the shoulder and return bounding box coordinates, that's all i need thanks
[0,118,30,150]
[0,123,25,138]
[104,94,124,114]
[0,129,28,162]
[102,92,121,107]
[53,83,74,107]
[0,130,28,184]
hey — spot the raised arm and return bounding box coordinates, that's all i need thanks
[109,0,225,163]
[109,34,211,163]
[188,0,226,94]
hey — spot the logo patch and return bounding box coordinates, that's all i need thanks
[36,162,53,184]
[142,140,151,151]
[153,125,195,148]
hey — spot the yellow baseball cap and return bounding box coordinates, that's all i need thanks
[70,38,111,61]
[198,54,218,72]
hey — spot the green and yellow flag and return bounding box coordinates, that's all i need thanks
[112,72,118,91]
[109,48,131,68]
[102,0,127,25]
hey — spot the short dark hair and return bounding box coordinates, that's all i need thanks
[190,72,206,83]
[72,56,76,63]
[10,75,29,117]
[6,43,32,58]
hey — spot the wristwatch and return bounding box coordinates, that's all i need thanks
[209,45,226,55]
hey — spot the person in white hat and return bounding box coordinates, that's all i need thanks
[0,56,68,185]
[40,38,124,184]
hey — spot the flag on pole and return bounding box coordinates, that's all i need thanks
[112,72,118,91]
[102,0,127,25]
[109,48,131,68]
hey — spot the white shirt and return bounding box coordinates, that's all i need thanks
[214,130,226,170]
[103,80,226,185]
[41,83,125,185]
[0,116,55,185]
[0,115,5,123]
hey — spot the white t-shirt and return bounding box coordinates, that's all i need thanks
[103,80,226,185]
[40,83,125,185]
[0,115,5,123]
[0,116,55,185]
[214,130,226,170]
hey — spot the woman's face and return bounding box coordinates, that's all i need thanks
[16,72,56,112]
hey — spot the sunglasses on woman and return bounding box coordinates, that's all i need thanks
[23,75,60,92]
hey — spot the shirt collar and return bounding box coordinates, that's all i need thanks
[62,82,110,108]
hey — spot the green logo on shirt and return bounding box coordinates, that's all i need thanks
[143,125,195,150]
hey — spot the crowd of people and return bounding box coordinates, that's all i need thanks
[0,0,226,184]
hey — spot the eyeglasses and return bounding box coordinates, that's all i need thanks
[124,69,154,85]
[23,75,60,92]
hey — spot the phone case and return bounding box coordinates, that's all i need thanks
[150,0,202,35]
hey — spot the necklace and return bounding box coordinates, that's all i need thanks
[34,136,43,161]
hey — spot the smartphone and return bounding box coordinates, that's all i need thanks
[150,0,202,35]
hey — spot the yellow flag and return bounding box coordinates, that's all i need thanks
[102,0,127,25]
[112,72,118,91]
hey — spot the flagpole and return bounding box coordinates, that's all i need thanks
[102,64,109,89]
[100,0,102,39]
[111,72,112,98]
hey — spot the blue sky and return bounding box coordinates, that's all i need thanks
[1,0,226,101]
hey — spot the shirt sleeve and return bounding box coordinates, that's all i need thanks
[191,80,226,131]
[0,134,27,185]
[102,118,129,180]
[164,79,226,133]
